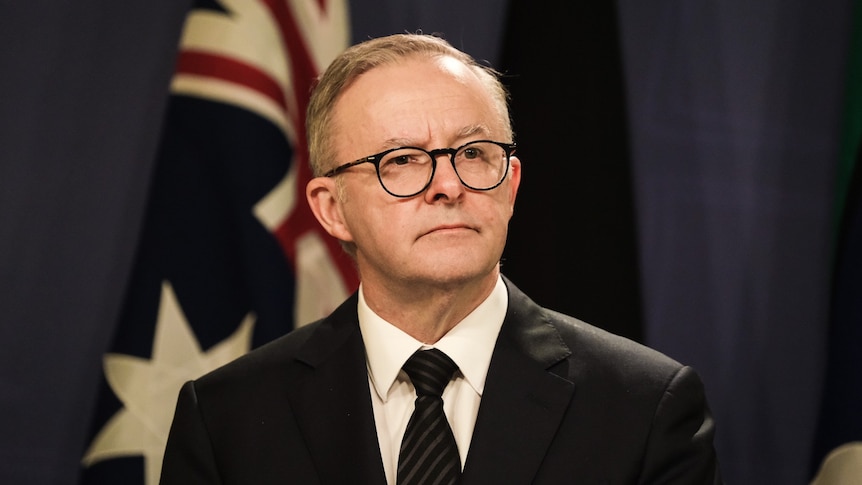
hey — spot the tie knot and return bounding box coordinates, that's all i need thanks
[402,348,458,397]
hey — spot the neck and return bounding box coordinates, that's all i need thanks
[360,268,500,344]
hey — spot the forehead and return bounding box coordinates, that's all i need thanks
[331,56,502,153]
[348,55,491,110]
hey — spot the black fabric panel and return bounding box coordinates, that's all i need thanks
[498,1,643,341]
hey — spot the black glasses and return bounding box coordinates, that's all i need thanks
[322,140,516,198]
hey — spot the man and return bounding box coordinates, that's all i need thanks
[160,33,722,484]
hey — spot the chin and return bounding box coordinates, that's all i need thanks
[417,259,495,284]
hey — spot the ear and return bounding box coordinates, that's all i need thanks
[306,177,354,243]
[507,155,522,207]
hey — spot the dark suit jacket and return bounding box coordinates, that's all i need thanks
[160,277,722,484]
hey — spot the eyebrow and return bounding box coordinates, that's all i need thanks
[456,124,492,139]
[380,125,493,149]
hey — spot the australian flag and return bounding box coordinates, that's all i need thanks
[79,1,357,484]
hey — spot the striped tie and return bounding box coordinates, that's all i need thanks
[397,349,461,485]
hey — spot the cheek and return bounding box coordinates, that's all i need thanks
[491,194,516,225]
[344,200,406,247]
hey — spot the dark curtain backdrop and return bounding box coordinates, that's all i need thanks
[617,2,850,483]
[0,1,851,484]
[0,1,191,483]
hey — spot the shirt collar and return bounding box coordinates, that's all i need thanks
[359,276,508,402]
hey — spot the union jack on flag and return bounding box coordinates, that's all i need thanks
[80,1,357,483]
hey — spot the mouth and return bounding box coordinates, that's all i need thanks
[421,224,476,237]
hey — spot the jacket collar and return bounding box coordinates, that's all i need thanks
[288,294,388,484]
[287,277,574,485]
[461,276,575,484]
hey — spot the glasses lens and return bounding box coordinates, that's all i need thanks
[378,148,434,196]
[454,141,509,190]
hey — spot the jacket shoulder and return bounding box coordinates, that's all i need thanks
[193,319,323,392]
[548,308,681,369]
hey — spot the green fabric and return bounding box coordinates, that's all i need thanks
[835,0,862,245]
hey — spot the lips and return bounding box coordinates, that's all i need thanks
[421,224,476,237]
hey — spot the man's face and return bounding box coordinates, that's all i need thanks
[316,55,521,289]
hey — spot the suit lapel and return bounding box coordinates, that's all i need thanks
[462,279,575,484]
[282,280,573,484]
[286,295,387,485]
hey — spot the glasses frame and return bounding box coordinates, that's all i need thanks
[322,139,516,198]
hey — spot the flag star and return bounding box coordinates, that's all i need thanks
[82,281,255,485]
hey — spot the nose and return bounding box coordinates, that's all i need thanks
[424,152,464,202]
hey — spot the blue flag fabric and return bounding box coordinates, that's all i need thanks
[79,1,354,483]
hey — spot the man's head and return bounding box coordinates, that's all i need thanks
[306,33,512,177]
[305,33,521,291]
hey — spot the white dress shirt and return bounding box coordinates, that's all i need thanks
[358,276,508,485]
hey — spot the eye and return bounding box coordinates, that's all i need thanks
[381,148,428,168]
[462,147,481,159]
[389,154,412,166]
